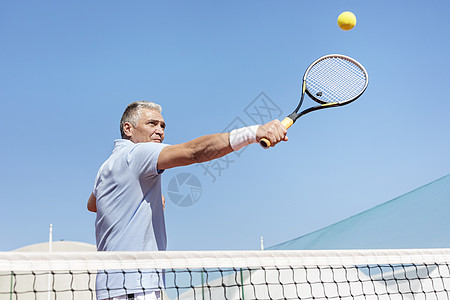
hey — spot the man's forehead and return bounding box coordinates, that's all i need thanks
[140,108,164,120]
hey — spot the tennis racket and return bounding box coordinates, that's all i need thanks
[260,54,369,149]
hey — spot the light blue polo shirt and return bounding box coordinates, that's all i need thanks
[93,139,168,299]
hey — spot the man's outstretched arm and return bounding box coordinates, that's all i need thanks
[157,119,287,170]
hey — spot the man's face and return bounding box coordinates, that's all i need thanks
[128,108,166,143]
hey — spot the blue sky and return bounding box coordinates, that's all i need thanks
[1,0,449,251]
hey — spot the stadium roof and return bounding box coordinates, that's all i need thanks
[13,241,96,252]
[269,174,450,250]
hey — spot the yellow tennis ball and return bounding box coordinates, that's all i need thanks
[337,11,356,31]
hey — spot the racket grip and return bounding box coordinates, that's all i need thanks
[259,117,294,149]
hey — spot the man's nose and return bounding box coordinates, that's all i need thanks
[155,126,164,134]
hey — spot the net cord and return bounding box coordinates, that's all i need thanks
[2,249,450,272]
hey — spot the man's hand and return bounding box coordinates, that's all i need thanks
[256,120,288,148]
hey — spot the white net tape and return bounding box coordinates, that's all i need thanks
[1,249,450,300]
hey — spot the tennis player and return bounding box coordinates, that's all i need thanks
[88,101,287,300]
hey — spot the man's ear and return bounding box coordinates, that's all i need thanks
[122,122,133,138]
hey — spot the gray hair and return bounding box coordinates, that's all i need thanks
[120,101,162,139]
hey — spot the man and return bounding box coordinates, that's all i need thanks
[88,101,287,300]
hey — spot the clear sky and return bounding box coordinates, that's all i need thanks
[1,0,449,251]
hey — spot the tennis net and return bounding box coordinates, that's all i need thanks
[1,248,450,299]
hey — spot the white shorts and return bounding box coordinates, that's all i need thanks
[102,291,160,300]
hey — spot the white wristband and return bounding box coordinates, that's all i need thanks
[229,125,260,151]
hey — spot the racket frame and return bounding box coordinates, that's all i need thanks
[260,54,369,149]
[289,54,369,123]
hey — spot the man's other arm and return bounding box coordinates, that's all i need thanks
[87,192,97,212]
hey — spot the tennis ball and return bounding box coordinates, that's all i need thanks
[337,11,356,31]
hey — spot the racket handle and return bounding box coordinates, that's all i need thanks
[259,117,294,149]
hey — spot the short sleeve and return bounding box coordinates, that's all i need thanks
[127,142,169,178]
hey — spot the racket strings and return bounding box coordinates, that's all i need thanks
[306,57,367,104]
